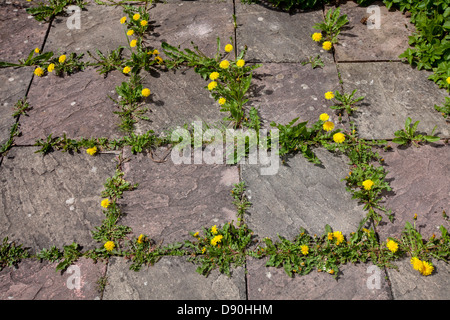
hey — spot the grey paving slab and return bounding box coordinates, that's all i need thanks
[241,148,367,240]
[103,256,246,300]
[15,68,125,145]
[136,67,224,135]
[387,258,450,300]
[44,3,127,59]
[119,147,239,245]
[375,142,450,240]
[0,147,117,253]
[0,67,32,146]
[0,257,105,300]
[0,3,48,63]
[235,2,333,63]
[338,62,450,140]
[145,2,234,58]
[249,62,349,129]
[246,257,392,300]
[333,1,413,62]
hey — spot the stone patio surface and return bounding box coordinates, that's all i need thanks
[0,0,449,302]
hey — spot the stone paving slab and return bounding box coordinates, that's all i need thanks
[386,258,450,300]
[338,62,450,140]
[0,3,48,64]
[0,147,117,253]
[136,67,224,135]
[235,2,333,63]
[44,3,127,60]
[246,257,392,300]
[103,256,246,300]
[119,147,239,245]
[15,68,125,145]
[0,67,32,146]
[0,258,105,300]
[376,142,450,240]
[241,149,367,241]
[333,1,413,62]
[145,2,234,59]
[249,62,349,130]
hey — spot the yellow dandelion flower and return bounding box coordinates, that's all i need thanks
[446,77,450,85]
[86,146,97,156]
[319,113,329,121]
[154,56,163,64]
[34,67,44,77]
[324,91,334,100]
[153,49,159,55]
[133,13,140,21]
[386,240,398,253]
[328,269,335,274]
[47,63,55,73]
[323,121,335,132]
[327,232,333,240]
[59,55,66,63]
[140,20,148,27]
[236,59,245,68]
[411,257,423,272]
[127,29,134,36]
[322,41,332,51]
[218,97,226,105]
[219,60,230,69]
[224,44,233,52]
[104,241,115,251]
[211,225,218,235]
[208,81,218,91]
[201,247,206,254]
[209,72,219,80]
[123,66,131,74]
[120,16,127,24]
[312,32,322,42]
[333,231,344,245]
[301,245,309,255]
[34,47,40,54]
[193,232,199,237]
[137,234,144,244]
[362,179,374,191]
[141,88,151,97]
[421,261,434,276]
[101,198,110,208]
[211,235,223,246]
[130,39,137,47]
[333,132,345,144]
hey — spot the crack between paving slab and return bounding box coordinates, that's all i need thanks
[2,18,56,156]
[336,60,403,64]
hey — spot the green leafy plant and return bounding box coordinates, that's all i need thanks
[0,237,30,270]
[111,74,150,132]
[55,242,83,272]
[0,48,53,68]
[434,96,450,118]
[392,117,440,147]
[87,47,125,75]
[329,89,365,116]
[313,7,349,44]
[301,55,325,69]
[36,246,63,263]
[26,0,88,22]
[185,222,253,277]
